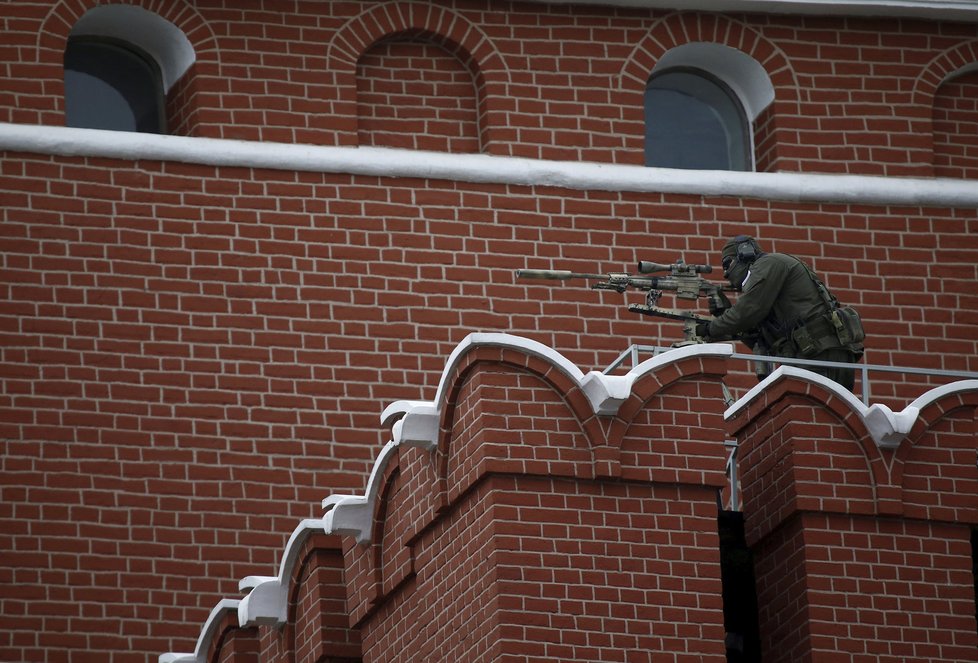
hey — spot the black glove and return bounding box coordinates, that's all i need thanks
[695,321,711,340]
[709,292,731,317]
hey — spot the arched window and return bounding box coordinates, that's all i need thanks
[643,43,774,172]
[64,37,165,133]
[62,4,196,135]
[645,68,749,171]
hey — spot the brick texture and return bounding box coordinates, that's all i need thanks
[335,354,731,662]
[2,1,978,661]
[357,38,481,153]
[730,374,978,662]
[3,1,978,173]
[1,151,978,659]
[933,70,978,179]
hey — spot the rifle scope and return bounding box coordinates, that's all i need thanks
[637,261,712,274]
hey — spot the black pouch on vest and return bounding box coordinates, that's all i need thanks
[830,306,865,346]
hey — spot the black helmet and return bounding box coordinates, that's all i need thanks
[721,235,763,270]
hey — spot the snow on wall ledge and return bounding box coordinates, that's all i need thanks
[4,122,978,207]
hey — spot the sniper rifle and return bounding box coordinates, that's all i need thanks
[516,259,735,345]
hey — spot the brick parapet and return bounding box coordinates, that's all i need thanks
[490,475,727,661]
[161,528,358,663]
[160,335,736,661]
[278,535,360,663]
[332,334,730,648]
[336,334,735,660]
[727,368,978,661]
[727,369,978,538]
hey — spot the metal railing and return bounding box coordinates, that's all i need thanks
[603,344,978,511]
[603,343,978,406]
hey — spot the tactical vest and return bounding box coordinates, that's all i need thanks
[779,256,865,359]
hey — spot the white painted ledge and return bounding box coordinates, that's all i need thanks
[159,598,240,663]
[724,366,978,449]
[3,123,978,207]
[322,440,400,544]
[530,0,978,20]
[235,519,327,627]
[322,334,735,549]
[382,333,734,427]
[583,341,735,414]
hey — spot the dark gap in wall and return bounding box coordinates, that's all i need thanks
[718,510,761,663]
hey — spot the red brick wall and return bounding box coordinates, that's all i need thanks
[492,476,727,662]
[2,149,978,658]
[3,1,978,174]
[285,540,361,663]
[357,38,481,152]
[805,514,976,662]
[749,516,811,662]
[750,514,978,663]
[933,70,978,179]
[730,374,978,662]
[166,63,205,138]
[2,1,978,660]
[214,619,260,663]
[341,354,730,662]
[350,468,504,663]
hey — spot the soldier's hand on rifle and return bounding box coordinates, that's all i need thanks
[695,321,712,340]
[709,290,732,316]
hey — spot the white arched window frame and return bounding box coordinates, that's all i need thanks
[64,4,195,133]
[645,43,775,171]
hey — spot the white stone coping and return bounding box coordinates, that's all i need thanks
[159,336,734,649]
[235,519,327,627]
[531,0,978,21]
[584,341,736,415]
[724,365,978,449]
[326,333,734,549]
[381,333,733,426]
[158,598,240,663]
[3,123,978,207]
[321,439,399,544]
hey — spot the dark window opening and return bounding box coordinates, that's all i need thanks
[645,68,750,171]
[718,510,761,663]
[64,37,166,134]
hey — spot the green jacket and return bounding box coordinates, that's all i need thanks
[708,253,833,355]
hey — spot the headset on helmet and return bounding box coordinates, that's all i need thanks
[723,235,764,270]
[729,235,762,265]
[736,240,757,263]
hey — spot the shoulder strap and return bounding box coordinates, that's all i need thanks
[787,254,839,310]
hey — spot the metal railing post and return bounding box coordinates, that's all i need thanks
[724,440,739,511]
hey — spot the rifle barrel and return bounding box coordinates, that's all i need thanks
[516,269,608,280]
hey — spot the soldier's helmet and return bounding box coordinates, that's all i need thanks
[721,235,764,265]
[721,235,764,289]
